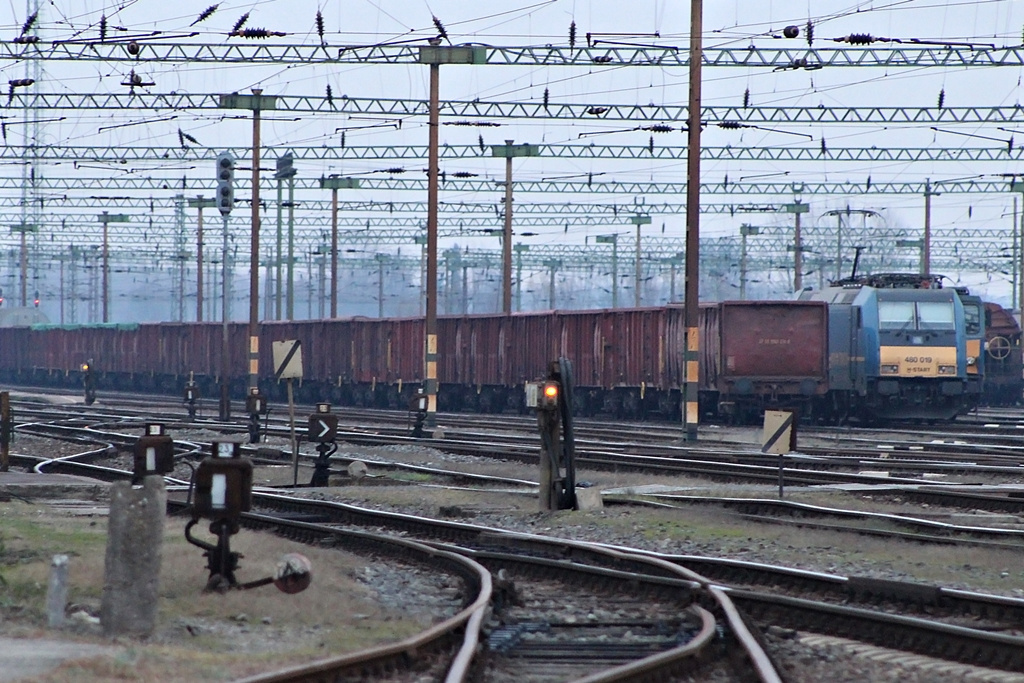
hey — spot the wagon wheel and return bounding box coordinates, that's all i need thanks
[988,335,1012,360]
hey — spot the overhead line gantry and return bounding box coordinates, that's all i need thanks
[0,176,1016,195]
[4,42,1024,68]
[4,144,1023,163]
[8,93,1024,125]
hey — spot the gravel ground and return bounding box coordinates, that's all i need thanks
[296,437,1024,682]
[293,437,1024,598]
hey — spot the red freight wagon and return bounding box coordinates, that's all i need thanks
[448,306,688,417]
[0,301,821,421]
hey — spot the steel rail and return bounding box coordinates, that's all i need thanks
[397,538,779,682]
[15,401,1020,495]
[241,494,1024,627]
[13,425,1024,678]
[15,414,1024,637]
[229,507,737,681]
[22,406,1008,553]
[583,550,1024,626]
[596,545,782,683]
[726,588,1024,671]
[572,606,719,683]
[613,494,1024,548]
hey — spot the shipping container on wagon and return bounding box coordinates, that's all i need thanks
[703,300,829,418]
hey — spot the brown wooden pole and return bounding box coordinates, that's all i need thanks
[425,47,440,431]
[683,0,703,441]
[248,89,262,393]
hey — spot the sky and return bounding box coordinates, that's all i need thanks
[2,0,1024,320]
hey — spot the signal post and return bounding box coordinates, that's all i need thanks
[215,152,235,421]
[527,359,577,511]
[219,90,277,408]
[307,403,338,487]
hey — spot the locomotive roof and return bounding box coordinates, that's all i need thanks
[798,284,956,305]
[797,287,861,304]
[829,272,946,289]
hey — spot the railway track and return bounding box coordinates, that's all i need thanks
[227,491,1024,676]
[6,403,778,681]
[12,385,1024,468]
[607,495,1024,550]
[8,399,1024,679]
[181,498,778,682]
[11,391,1024,518]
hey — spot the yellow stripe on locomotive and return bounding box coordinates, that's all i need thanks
[878,345,958,377]
[965,338,982,375]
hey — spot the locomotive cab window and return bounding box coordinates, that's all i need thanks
[879,301,915,330]
[878,300,955,332]
[917,301,955,331]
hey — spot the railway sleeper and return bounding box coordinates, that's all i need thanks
[734,591,1024,672]
[845,576,941,607]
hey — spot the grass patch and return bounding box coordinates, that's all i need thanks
[387,471,434,483]
[0,499,449,681]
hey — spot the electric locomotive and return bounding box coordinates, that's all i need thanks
[799,273,970,422]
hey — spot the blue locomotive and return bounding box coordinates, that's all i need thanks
[799,273,973,422]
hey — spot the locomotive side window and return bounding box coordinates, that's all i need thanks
[917,301,955,331]
[879,301,915,330]
[963,303,982,335]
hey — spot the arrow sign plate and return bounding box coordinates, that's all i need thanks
[307,414,337,442]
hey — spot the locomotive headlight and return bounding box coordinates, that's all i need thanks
[966,356,977,367]
[938,365,956,375]
[880,364,899,375]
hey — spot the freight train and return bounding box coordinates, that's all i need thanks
[0,277,982,425]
